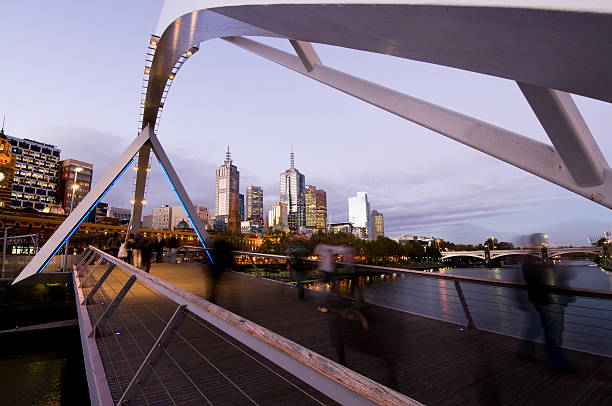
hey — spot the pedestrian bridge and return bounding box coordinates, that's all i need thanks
[72,246,612,405]
[441,247,603,260]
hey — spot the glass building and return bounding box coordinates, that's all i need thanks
[348,191,371,239]
[280,152,305,232]
[215,147,240,225]
[7,135,61,211]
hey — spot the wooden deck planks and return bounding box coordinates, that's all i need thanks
[81,263,612,405]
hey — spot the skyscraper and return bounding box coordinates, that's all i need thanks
[7,135,61,211]
[57,159,93,214]
[348,192,371,239]
[305,185,327,233]
[280,151,305,232]
[370,209,384,240]
[215,147,239,225]
[246,186,263,225]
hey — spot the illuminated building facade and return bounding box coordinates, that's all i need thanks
[152,205,172,230]
[57,159,93,214]
[370,209,384,240]
[215,147,239,225]
[305,185,327,232]
[0,129,16,208]
[7,135,60,211]
[268,201,288,228]
[280,152,305,232]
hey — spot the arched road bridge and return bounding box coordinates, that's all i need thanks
[441,246,603,261]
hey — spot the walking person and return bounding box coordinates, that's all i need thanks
[106,232,121,258]
[155,237,166,263]
[132,234,144,269]
[314,244,338,312]
[286,239,310,300]
[168,236,178,263]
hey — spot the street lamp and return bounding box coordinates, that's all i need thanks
[63,166,83,271]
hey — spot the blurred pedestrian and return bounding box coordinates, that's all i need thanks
[141,238,153,273]
[168,236,178,263]
[126,234,135,265]
[132,235,144,268]
[106,232,121,258]
[315,244,337,312]
[286,239,310,300]
[208,240,236,304]
[516,233,575,372]
[155,236,166,263]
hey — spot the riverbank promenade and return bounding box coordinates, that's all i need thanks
[80,260,612,405]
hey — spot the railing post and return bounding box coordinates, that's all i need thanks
[89,275,137,337]
[82,263,115,305]
[75,248,91,268]
[117,305,187,405]
[77,250,94,271]
[454,280,475,329]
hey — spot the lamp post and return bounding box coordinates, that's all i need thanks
[63,166,83,272]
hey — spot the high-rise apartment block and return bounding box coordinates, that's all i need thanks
[305,185,327,233]
[370,209,384,240]
[348,192,371,239]
[268,201,288,228]
[280,152,305,232]
[7,135,60,211]
[0,129,16,208]
[152,205,172,230]
[246,186,263,225]
[57,159,93,214]
[215,147,239,225]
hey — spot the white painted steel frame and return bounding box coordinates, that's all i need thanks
[222,36,612,208]
[84,246,421,406]
[14,127,214,284]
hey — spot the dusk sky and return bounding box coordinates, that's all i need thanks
[2,1,611,246]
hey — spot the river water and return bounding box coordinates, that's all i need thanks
[355,260,612,357]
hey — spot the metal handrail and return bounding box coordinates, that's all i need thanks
[81,245,421,406]
[233,250,612,300]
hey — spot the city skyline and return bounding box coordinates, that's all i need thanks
[2,1,611,246]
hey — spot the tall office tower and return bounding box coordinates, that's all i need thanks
[152,205,172,230]
[370,209,384,240]
[280,151,305,232]
[239,193,245,221]
[246,186,263,225]
[57,159,93,214]
[305,185,327,233]
[0,128,16,208]
[268,201,288,227]
[7,135,61,211]
[215,147,239,225]
[348,192,371,239]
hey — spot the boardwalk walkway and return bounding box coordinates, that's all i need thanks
[85,263,612,405]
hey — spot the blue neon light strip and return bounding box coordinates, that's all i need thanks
[36,158,135,273]
[157,160,214,264]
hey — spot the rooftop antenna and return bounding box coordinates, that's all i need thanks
[1,115,5,135]
[290,144,295,169]
[225,146,232,164]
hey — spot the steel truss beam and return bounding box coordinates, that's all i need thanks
[223,36,612,209]
[14,125,214,284]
